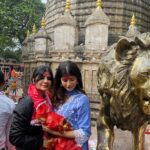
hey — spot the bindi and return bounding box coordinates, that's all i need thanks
[61,75,76,81]
[43,71,50,77]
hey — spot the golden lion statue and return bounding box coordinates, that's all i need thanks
[97,32,150,150]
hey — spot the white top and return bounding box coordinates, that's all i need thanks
[0,91,15,150]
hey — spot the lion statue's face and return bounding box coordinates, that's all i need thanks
[130,53,150,115]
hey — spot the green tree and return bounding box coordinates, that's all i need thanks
[2,49,22,62]
[0,0,45,61]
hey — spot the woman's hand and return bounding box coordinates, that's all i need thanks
[42,125,75,138]
[42,125,62,136]
[43,139,49,148]
[43,138,58,149]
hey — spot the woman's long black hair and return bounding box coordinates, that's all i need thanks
[31,65,54,88]
[54,61,84,106]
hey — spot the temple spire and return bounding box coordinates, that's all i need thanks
[97,0,102,9]
[41,17,46,29]
[26,30,30,37]
[130,14,136,26]
[32,24,36,33]
[65,0,70,12]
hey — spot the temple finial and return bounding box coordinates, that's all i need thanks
[65,0,70,12]
[32,24,36,33]
[41,17,46,29]
[27,30,30,37]
[97,0,102,9]
[130,14,136,26]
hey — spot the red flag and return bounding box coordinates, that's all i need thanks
[11,69,16,77]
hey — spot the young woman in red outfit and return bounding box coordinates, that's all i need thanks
[9,65,54,150]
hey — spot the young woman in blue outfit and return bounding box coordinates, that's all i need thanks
[44,60,91,150]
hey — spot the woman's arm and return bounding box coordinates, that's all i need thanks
[42,125,75,138]
[72,95,91,145]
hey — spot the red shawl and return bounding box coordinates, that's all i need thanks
[28,84,53,124]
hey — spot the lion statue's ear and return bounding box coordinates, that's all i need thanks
[115,38,135,61]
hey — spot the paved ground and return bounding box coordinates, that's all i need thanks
[89,125,150,150]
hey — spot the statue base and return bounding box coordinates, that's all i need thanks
[89,125,150,150]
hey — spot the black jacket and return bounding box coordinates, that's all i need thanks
[9,96,43,150]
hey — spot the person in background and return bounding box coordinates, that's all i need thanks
[9,65,54,150]
[11,81,17,96]
[10,66,16,78]
[43,60,91,150]
[0,71,15,150]
[3,79,10,96]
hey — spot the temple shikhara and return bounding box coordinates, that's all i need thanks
[22,0,150,125]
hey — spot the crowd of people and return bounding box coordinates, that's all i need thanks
[3,68,23,104]
[0,61,91,150]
